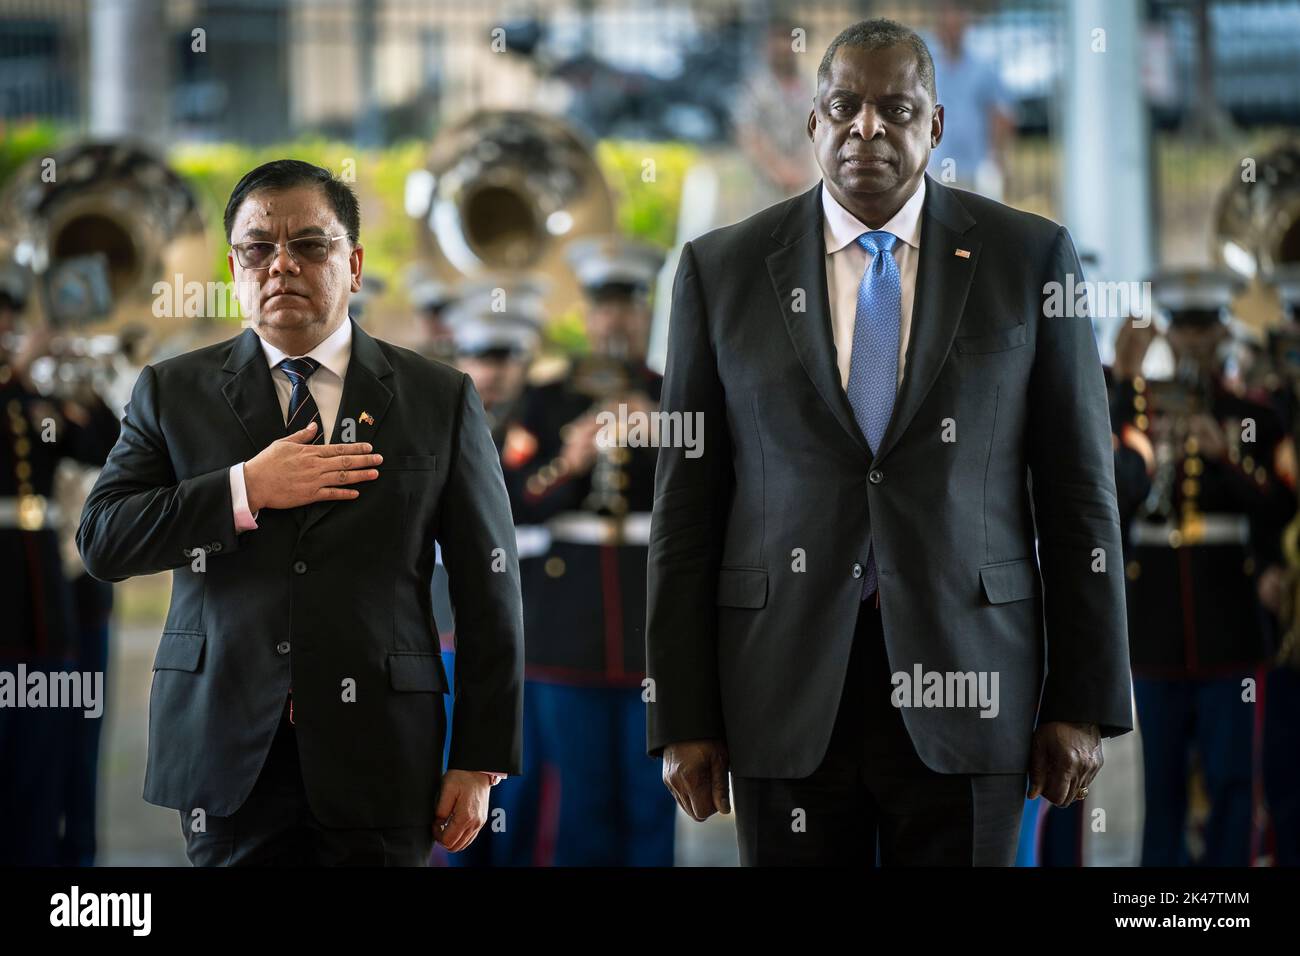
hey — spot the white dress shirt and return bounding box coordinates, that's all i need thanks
[821,176,926,392]
[225,318,504,784]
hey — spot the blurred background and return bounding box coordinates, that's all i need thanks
[1,0,1298,867]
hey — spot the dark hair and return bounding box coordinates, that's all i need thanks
[222,159,360,244]
[817,18,937,104]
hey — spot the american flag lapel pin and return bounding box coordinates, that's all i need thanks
[359,410,375,426]
[954,248,971,258]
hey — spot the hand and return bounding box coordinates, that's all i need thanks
[557,414,603,476]
[1112,318,1157,382]
[662,739,730,821]
[243,421,382,512]
[618,391,658,418]
[1187,413,1228,461]
[1258,563,1285,616]
[1027,721,1102,807]
[433,769,491,852]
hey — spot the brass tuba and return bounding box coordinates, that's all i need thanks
[0,139,208,351]
[405,110,616,316]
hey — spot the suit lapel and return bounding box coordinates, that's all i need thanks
[768,182,872,457]
[871,175,979,465]
[222,327,289,457]
[298,319,394,536]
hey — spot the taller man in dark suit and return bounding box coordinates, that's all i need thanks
[647,19,1133,865]
[78,160,523,865]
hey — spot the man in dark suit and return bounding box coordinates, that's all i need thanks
[77,160,523,866]
[647,19,1133,865]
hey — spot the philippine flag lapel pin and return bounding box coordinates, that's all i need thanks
[954,248,971,258]
[359,410,375,426]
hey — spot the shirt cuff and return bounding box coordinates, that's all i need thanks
[229,462,259,533]
[478,772,507,786]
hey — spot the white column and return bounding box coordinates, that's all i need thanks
[89,0,168,145]
[1060,0,1155,361]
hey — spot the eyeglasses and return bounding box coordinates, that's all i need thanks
[230,235,350,269]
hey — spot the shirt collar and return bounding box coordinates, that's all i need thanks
[821,175,926,254]
[259,315,353,380]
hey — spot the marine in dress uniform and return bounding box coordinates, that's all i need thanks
[433,283,550,866]
[409,278,459,365]
[1256,269,1300,866]
[0,275,120,865]
[1114,271,1294,866]
[515,236,678,866]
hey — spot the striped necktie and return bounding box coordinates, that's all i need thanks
[844,230,900,602]
[279,356,325,443]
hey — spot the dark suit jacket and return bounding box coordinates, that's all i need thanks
[77,319,524,827]
[646,176,1133,778]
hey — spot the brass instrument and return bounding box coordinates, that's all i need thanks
[1214,140,1300,285]
[1135,371,1215,547]
[0,139,209,399]
[405,110,616,319]
[570,342,636,520]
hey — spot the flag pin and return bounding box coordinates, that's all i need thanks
[954,248,971,258]
[359,410,375,425]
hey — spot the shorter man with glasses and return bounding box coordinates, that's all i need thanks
[77,160,524,866]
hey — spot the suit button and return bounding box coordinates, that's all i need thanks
[852,562,863,579]
[293,560,307,574]
[868,469,884,484]
[276,641,290,655]
[211,542,223,552]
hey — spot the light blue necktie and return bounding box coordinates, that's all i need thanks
[845,231,900,601]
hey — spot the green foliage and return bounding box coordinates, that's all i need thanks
[0,121,65,190]
[596,140,695,249]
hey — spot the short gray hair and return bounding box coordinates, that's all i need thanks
[817,18,937,104]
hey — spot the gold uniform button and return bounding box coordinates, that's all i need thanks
[545,556,566,578]
[1126,560,1141,581]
